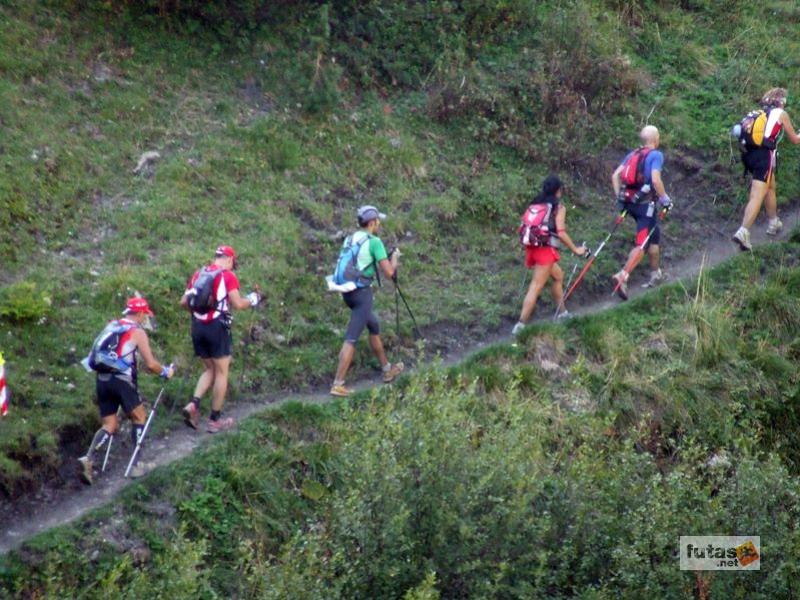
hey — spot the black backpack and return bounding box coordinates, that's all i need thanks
[87,321,137,374]
[187,267,220,314]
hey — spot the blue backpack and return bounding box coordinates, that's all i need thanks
[87,321,137,374]
[333,234,375,289]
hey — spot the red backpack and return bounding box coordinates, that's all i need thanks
[519,203,555,247]
[619,147,651,201]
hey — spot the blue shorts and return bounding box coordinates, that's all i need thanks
[622,201,660,248]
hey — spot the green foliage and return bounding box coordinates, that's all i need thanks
[2,5,800,593]
[0,281,51,322]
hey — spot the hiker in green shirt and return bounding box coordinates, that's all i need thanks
[330,205,404,397]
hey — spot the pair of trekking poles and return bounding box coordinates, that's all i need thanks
[552,204,668,319]
[94,386,167,479]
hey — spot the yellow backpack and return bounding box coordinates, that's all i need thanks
[739,108,776,149]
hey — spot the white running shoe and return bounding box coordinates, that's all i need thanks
[612,271,629,301]
[555,310,571,320]
[766,218,783,236]
[732,227,751,251]
[512,322,525,336]
[641,269,665,289]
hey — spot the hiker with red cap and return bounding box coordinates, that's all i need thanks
[610,125,673,299]
[181,245,261,433]
[78,297,175,484]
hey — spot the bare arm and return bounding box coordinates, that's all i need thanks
[555,205,586,256]
[780,111,800,144]
[379,252,400,280]
[228,288,253,311]
[612,165,623,196]
[132,329,165,375]
[180,291,189,308]
[651,169,667,198]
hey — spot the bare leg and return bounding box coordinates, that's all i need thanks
[193,357,216,399]
[549,263,564,306]
[742,179,769,229]
[648,244,660,271]
[625,245,646,275]
[368,334,389,368]
[210,357,231,412]
[129,404,147,426]
[334,342,356,384]
[100,413,120,435]
[764,177,778,219]
[519,264,553,324]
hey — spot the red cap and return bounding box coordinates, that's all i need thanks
[124,297,154,316]
[215,245,236,259]
[215,245,237,268]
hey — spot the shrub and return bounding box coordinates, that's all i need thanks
[0,281,51,322]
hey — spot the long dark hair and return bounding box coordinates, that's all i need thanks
[534,175,562,205]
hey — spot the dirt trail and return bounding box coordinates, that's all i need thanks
[1,207,798,555]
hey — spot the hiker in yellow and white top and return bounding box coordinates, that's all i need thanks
[733,88,800,251]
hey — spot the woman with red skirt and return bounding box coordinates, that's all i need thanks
[513,176,587,335]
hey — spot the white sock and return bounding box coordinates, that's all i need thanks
[382,363,392,373]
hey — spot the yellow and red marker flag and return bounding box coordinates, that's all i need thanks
[0,353,8,417]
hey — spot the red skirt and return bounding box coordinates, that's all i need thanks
[525,245,560,268]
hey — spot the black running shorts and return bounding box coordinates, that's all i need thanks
[742,146,774,183]
[96,376,141,417]
[343,287,380,343]
[191,317,233,359]
[623,201,661,248]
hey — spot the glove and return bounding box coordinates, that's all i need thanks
[246,292,260,307]
[160,363,175,379]
[659,195,673,211]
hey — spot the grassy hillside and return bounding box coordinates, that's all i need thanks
[3,240,800,597]
[1,0,799,504]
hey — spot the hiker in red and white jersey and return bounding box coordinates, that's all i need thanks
[181,246,260,433]
[78,297,175,484]
[733,88,800,251]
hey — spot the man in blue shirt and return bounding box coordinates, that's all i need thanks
[610,125,673,299]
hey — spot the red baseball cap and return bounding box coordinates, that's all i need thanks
[215,245,237,268]
[123,297,155,316]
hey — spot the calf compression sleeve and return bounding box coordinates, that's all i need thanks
[86,428,112,461]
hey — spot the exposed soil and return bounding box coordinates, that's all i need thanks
[2,199,797,555]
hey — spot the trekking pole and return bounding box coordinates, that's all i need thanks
[395,284,401,337]
[237,284,261,395]
[123,385,166,478]
[101,435,114,473]
[552,244,586,320]
[611,207,668,296]
[393,277,422,340]
[561,209,628,306]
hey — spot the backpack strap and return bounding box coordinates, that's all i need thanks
[350,233,379,287]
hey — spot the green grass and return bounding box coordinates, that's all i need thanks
[4,241,800,597]
[1,0,800,507]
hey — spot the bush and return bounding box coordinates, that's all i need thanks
[0,281,51,322]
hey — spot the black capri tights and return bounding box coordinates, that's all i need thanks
[343,287,380,343]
